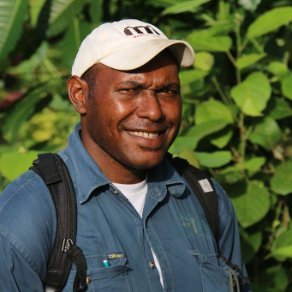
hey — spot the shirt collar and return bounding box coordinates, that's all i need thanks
[60,124,186,204]
[59,124,110,204]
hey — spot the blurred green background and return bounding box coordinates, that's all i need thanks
[0,0,292,290]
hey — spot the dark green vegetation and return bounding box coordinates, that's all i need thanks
[0,1,291,290]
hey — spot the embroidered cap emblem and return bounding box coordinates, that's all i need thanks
[124,25,161,36]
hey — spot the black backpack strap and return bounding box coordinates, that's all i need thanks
[168,154,250,289]
[31,153,87,291]
[167,154,220,249]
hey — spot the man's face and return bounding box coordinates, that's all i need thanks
[80,51,181,180]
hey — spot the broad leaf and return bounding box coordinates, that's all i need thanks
[236,53,266,70]
[267,98,292,120]
[247,7,292,38]
[0,150,39,181]
[245,157,266,176]
[194,52,214,71]
[281,73,292,100]
[271,160,292,196]
[186,119,229,139]
[48,0,84,36]
[0,0,28,60]
[195,151,232,168]
[272,230,292,259]
[249,117,282,150]
[231,180,270,228]
[161,0,210,15]
[187,30,232,52]
[210,128,233,149]
[267,62,288,79]
[241,229,262,263]
[231,72,271,116]
[195,98,234,124]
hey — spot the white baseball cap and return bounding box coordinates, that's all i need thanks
[71,19,195,77]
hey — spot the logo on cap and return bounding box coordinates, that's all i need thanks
[124,25,161,37]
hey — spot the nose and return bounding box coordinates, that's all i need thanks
[136,89,164,122]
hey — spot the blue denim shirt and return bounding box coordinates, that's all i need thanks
[0,124,250,291]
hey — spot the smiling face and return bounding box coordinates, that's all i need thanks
[68,51,181,183]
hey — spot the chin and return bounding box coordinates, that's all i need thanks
[128,151,166,170]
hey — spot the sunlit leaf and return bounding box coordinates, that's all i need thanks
[48,0,84,36]
[272,230,292,259]
[281,73,292,100]
[161,0,210,15]
[236,53,266,70]
[247,7,292,38]
[245,157,266,176]
[187,30,232,52]
[241,229,262,263]
[0,0,28,60]
[249,117,282,150]
[267,98,292,120]
[194,52,214,71]
[231,180,270,227]
[271,160,292,196]
[195,98,234,124]
[0,150,39,181]
[231,72,271,116]
[195,151,232,168]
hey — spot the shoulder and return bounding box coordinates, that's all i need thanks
[0,170,56,275]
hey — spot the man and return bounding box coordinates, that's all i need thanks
[0,19,250,291]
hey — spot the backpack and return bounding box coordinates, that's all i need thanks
[31,153,231,291]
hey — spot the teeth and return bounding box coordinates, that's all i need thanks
[129,131,159,139]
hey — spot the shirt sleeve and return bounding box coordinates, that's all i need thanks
[0,233,44,291]
[213,180,251,292]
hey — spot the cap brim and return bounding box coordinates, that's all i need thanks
[99,39,194,70]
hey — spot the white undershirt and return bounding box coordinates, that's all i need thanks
[113,180,164,286]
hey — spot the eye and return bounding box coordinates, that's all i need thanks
[118,87,141,95]
[157,87,180,96]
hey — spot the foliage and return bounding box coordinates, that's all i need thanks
[0,0,291,290]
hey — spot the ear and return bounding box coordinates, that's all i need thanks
[67,76,89,114]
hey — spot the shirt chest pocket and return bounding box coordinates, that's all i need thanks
[65,253,130,292]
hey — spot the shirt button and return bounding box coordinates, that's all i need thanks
[149,260,156,269]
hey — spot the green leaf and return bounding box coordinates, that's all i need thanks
[195,151,232,168]
[210,128,233,149]
[187,119,229,140]
[231,180,270,228]
[245,157,266,176]
[161,0,210,15]
[29,0,46,27]
[268,98,292,120]
[0,150,39,181]
[272,230,292,258]
[267,62,288,79]
[231,72,271,116]
[249,117,282,150]
[247,7,292,38]
[241,229,262,263]
[194,52,214,71]
[179,69,208,84]
[59,18,91,70]
[169,136,199,153]
[0,0,28,60]
[48,0,84,36]
[195,98,234,125]
[281,73,292,100]
[187,30,232,52]
[271,160,292,196]
[236,53,266,70]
